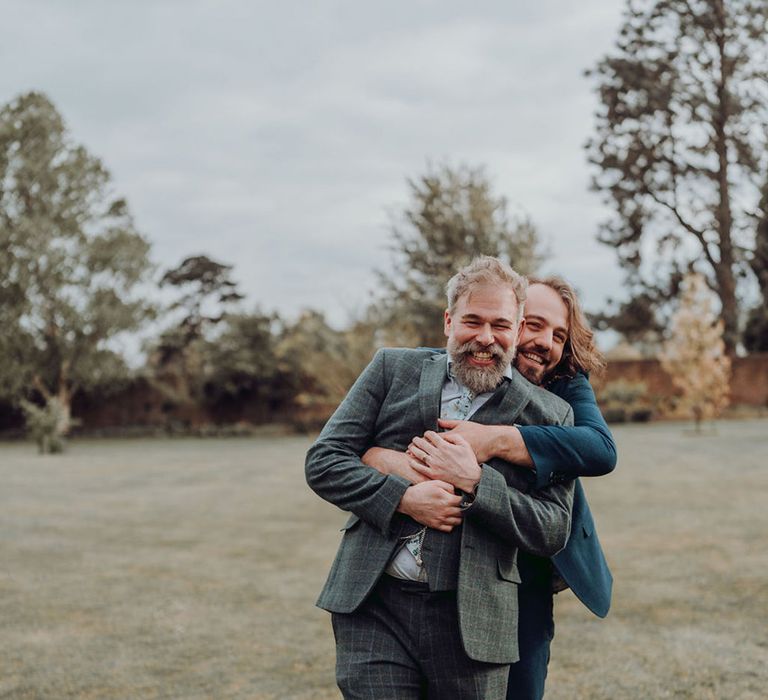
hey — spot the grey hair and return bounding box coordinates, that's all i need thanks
[445,256,527,323]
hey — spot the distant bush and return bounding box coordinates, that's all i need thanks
[598,380,652,423]
[20,398,70,453]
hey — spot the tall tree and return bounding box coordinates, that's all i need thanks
[660,272,731,430]
[195,309,374,426]
[743,180,768,351]
[202,311,299,416]
[149,255,244,406]
[0,92,155,447]
[160,255,244,339]
[587,0,768,355]
[276,310,378,409]
[377,164,544,347]
[589,290,667,356]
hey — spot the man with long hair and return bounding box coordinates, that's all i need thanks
[366,275,616,699]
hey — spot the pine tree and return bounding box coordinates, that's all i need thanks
[660,273,731,431]
[587,0,768,355]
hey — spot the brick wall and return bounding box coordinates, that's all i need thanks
[596,353,768,408]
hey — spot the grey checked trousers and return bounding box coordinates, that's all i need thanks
[331,575,509,700]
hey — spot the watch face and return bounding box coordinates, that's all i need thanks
[459,490,476,510]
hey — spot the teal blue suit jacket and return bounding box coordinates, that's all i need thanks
[416,351,616,616]
[519,372,616,617]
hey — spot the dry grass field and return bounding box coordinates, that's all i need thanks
[0,420,766,699]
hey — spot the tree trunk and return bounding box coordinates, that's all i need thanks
[55,387,73,439]
[713,6,739,357]
[693,405,703,434]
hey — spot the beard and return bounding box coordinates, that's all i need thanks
[514,346,552,386]
[447,338,516,395]
[516,353,546,385]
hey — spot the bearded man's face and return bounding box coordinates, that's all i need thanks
[514,283,570,385]
[444,283,522,395]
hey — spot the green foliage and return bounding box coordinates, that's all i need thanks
[589,290,668,355]
[743,308,768,353]
[598,379,652,423]
[19,398,71,453]
[744,180,768,352]
[586,0,768,354]
[195,309,378,427]
[150,255,244,406]
[276,310,378,410]
[0,91,155,443]
[375,164,544,346]
[161,255,244,330]
[599,379,648,406]
[203,311,297,408]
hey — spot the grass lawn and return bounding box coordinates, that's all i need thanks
[0,420,766,699]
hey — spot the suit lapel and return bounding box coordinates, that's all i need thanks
[471,368,533,425]
[418,356,533,430]
[419,354,447,431]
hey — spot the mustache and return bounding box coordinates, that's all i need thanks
[455,340,506,360]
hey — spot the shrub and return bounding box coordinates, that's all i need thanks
[20,398,67,454]
[598,380,652,423]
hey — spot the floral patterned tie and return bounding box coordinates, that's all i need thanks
[442,385,475,420]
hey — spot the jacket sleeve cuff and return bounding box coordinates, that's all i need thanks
[469,464,509,518]
[371,474,412,536]
[518,425,558,490]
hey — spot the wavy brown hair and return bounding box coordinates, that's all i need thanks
[527,275,606,381]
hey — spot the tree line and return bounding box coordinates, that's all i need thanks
[2,0,767,450]
[0,93,546,450]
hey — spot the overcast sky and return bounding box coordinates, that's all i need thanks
[2,0,628,329]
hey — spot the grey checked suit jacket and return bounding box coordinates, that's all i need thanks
[305,348,576,664]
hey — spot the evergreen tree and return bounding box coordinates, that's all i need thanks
[149,255,244,406]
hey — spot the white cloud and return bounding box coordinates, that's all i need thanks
[1,0,628,326]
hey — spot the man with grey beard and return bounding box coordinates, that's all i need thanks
[448,334,516,394]
[305,256,576,700]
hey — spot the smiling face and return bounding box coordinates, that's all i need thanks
[515,283,570,385]
[444,282,524,394]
